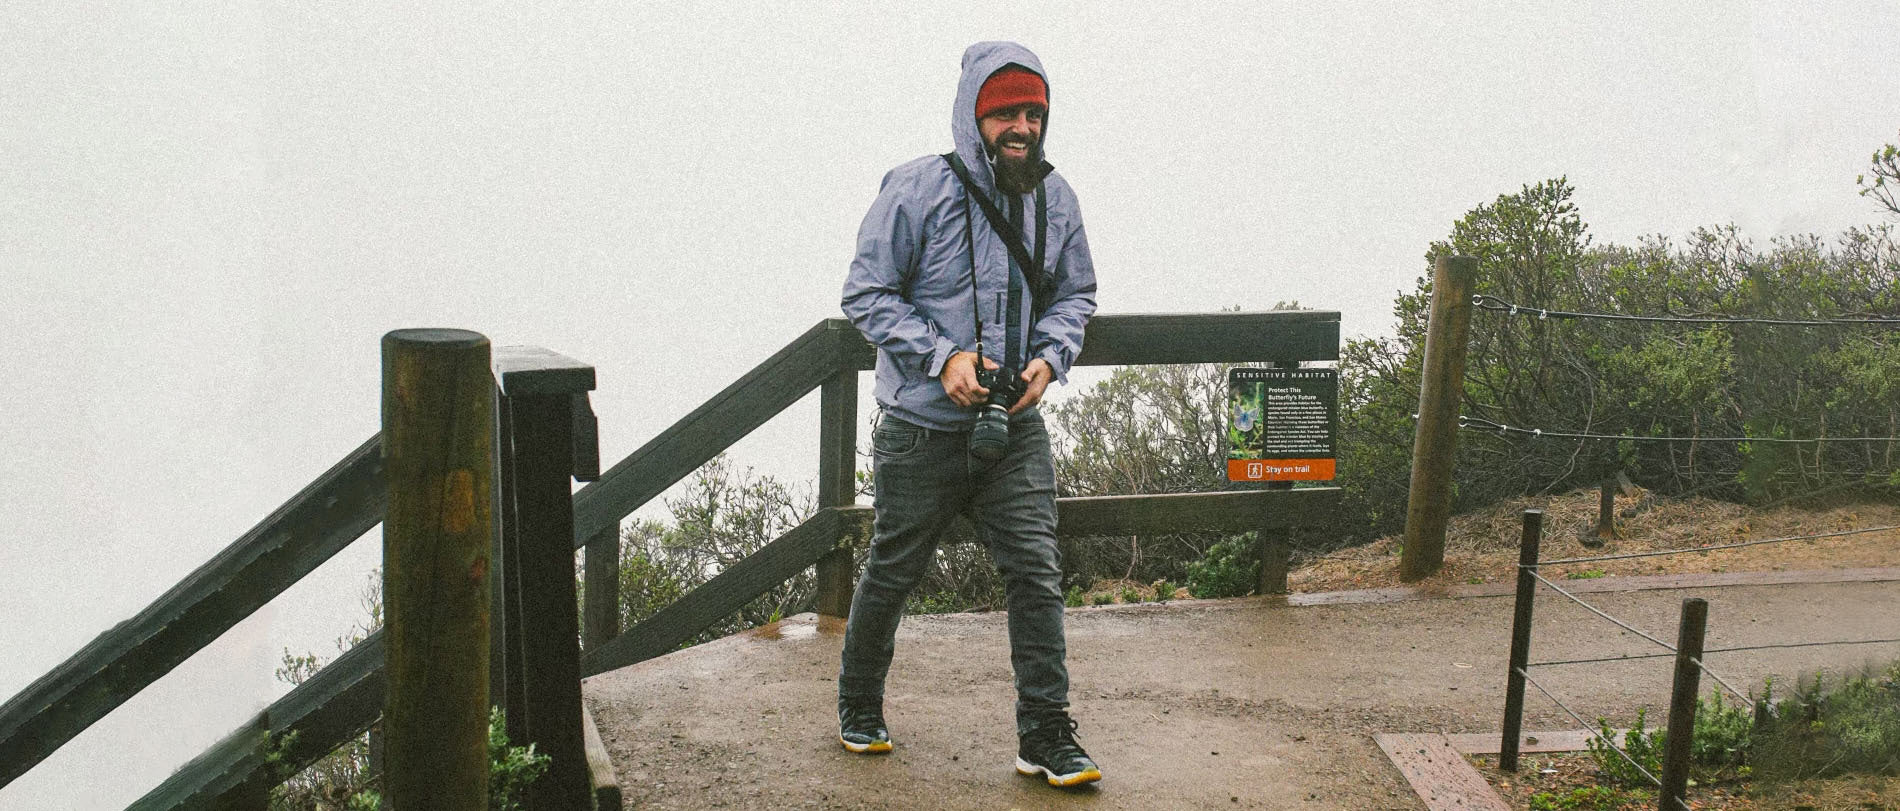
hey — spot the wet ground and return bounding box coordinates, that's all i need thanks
[584,572,1900,809]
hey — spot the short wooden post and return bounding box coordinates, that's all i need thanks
[381,328,494,810]
[1257,360,1298,595]
[1499,509,1543,771]
[583,523,621,652]
[1659,598,1708,811]
[813,366,858,618]
[1585,478,1614,548]
[1401,254,1478,581]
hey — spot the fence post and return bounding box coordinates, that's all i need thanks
[1586,478,1614,548]
[583,524,621,652]
[1401,254,1478,581]
[1660,598,1708,811]
[382,328,494,810]
[1257,359,1299,594]
[495,346,598,811]
[1499,509,1543,771]
[814,365,859,618]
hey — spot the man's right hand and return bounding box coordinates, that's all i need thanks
[940,351,998,408]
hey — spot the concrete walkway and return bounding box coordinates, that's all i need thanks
[583,570,1900,810]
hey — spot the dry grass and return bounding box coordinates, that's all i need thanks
[1289,486,1900,594]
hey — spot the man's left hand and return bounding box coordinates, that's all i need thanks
[1008,359,1055,415]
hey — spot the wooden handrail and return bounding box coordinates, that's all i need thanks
[0,435,387,789]
[574,311,1341,548]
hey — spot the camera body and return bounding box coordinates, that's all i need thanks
[969,364,1023,461]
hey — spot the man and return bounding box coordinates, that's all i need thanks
[837,41,1100,788]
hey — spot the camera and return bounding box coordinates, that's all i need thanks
[969,364,1023,461]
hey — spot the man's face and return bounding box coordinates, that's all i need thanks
[980,103,1045,191]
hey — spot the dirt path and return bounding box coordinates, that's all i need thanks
[584,573,1900,809]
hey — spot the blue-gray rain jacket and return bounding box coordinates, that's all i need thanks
[840,41,1098,431]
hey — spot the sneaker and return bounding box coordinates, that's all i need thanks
[838,697,892,754]
[1015,712,1101,787]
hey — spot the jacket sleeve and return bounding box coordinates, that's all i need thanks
[1029,205,1097,385]
[841,169,962,377]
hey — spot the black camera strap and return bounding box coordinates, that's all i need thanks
[943,153,1049,369]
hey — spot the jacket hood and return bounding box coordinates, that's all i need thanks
[952,41,1051,194]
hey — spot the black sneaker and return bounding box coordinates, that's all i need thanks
[1015,712,1101,787]
[838,697,892,754]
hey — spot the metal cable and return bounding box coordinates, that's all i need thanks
[1471,294,1900,326]
[1527,570,1678,653]
[1703,637,1900,655]
[1541,525,1900,566]
[1529,652,1676,668]
[1516,667,1663,788]
[1459,415,1899,444]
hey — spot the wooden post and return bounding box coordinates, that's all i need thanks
[381,328,494,810]
[1586,478,1615,548]
[494,346,597,811]
[1401,254,1478,581]
[1659,598,1708,811]
[813,366,858,618]
[583,524,621,652]
[1499,509,1543,771]
[1257,360,1300,594]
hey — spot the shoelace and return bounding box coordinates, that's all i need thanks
[841,703,885,731]
[1027,715,1087,761]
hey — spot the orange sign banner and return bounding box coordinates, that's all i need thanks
[1226,458,1336,482]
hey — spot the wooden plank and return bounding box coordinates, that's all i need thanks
[835,311,1342,371]
[0,434,386,789]
[581,509,851,676]
[494,345,597,397]
[570,320,847,547]
[1373,732,1511,811]
[581,703,623,811]
[130,633,386,810]
[1051,489,1339,537]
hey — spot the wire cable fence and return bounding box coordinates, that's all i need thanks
[1497,509,1900,810]
[1462,295,1900,808]
[1471,294,1900,326]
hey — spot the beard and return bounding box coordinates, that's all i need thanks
[988,135,1043,194]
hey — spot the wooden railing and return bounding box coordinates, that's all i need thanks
[0,309,1340,809]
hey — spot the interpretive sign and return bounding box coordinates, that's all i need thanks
[1227,367,1338,482]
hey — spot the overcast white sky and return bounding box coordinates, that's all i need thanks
[4,2,1898,807]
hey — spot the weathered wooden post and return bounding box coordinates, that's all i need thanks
[1660,598,1708,811]
[382,328,494,810]
[1499,509,1543,771]
[583,524,621,651]
[1256,359,1301,595]
[1586,477,1615,548]
[813,364,859,618]
[1400,254,1478,581]
[494,345,597,811]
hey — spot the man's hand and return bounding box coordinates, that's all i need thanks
[941,351,997,408]
[1008,358,1055,414]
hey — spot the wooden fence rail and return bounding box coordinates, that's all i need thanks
[0,435,386,790]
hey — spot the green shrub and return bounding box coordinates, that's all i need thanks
[1152,580,1177,602]
[488,707,550,811]
[1185,534,1259,599]
[1752,662,1900,780]
[1091,591,1113,606]
[1119,586,1141,604]
[1063,585,1084,608]
[1589,708,1663,787]
[1527,785,1637,810]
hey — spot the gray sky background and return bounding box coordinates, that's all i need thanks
[4,2,1898,807]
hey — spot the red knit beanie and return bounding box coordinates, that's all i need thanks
[975,67,1047,119]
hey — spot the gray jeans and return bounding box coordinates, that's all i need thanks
[838,410,1069,733]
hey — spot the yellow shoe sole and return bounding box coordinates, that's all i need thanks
[1016,758,1101,787]
[840,735,892,754]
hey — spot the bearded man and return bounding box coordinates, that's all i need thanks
[837,41,1101,788]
